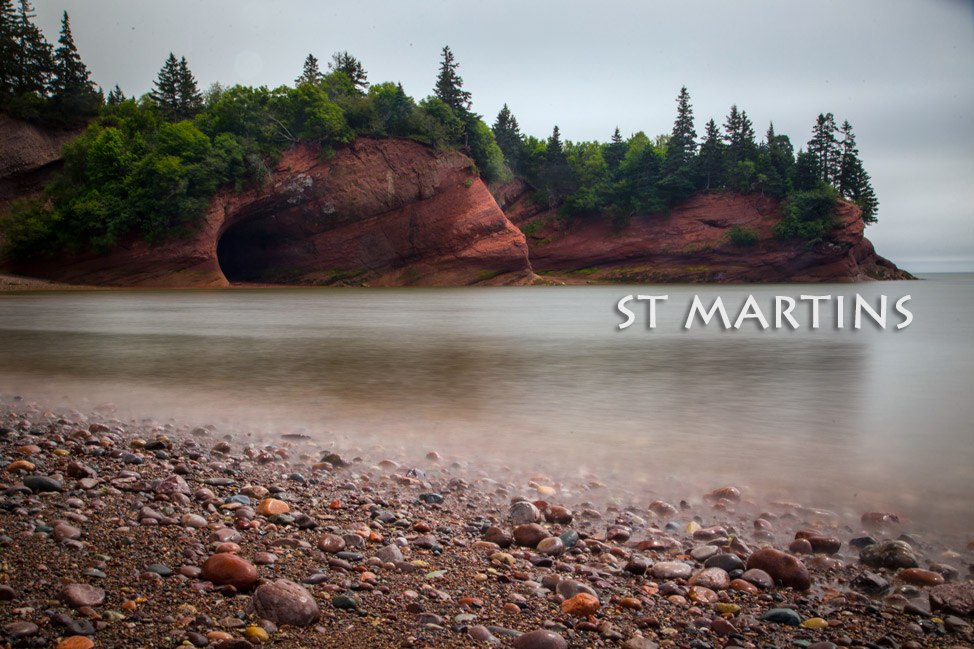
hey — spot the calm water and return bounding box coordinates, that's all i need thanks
[0,276,971,534]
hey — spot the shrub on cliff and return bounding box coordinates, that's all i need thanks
[773,185,840,242]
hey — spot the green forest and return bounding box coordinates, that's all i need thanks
[0,2,879,261]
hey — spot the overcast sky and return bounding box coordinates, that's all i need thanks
[34,0,974,272]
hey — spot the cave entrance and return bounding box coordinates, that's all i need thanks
[216,212,304,284]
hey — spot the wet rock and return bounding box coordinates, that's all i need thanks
[852,571,890,594]
[513,523,547,548]
[510,501,541,525]
[0,584,14,601]
[484,526,513,548]
[376,543,403,564]
[898,568,945,587]
[4,621,39,638]
[651,561,692,580]
[256,498,289,516]
[746,547,811,591]
[860,540,918,569]
[155,474,191,495]
[332,594,360,610]
[561,592,600,617]
[761,607,802,626]
[53,521,82,541]
[688,567,730,590]
[789,538,813,554]
[468,625,499,643]
[648,500,679,518]
[56,637,94,649]
[24,475,61,492]
[61,583,105,608]
[929,581,974,616]
[418,492,443,504]
[537,536,565,556]
[705,486,741,502]
[201,553,258,590]
[512,629,568,649]
[625,555,651,575]
[555,579,598,600]
[318,534,346,553]
[252,578,320,627]
[544,505,573,524]
[704,553,744,573]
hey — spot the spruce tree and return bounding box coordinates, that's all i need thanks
[176,56,202,119]
[665,86,697,172]
[541,125,576,207]
[808,113,840,185]
[12,0,52,95]
[151,53,180,119]
[0,0,18,94]
[106,84,124,106]
[329,51,368,91]
[295,53,322,86]
[723,104,755,163]
[51,12,96,105]
[434,45,471,114]
[836,121,878,223]
[491,103,522,173]
[604,127,626,172]
[697,118,724,190]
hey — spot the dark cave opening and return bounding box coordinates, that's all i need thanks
[216,214,298,284]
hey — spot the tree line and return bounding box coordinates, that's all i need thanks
[0,6,879,261]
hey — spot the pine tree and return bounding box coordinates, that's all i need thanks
[697,118,725,190]
[329,51,368,91]
[51,12,96,104]
[807,112,840,185]
[792,149,820,191]
[0,0,18,94]
[106,84,124,105]
[835,120,878,223]
[604,127,626,172]
[491,103,522,173]
[295,53,322,86]
[434,45,471,114]
[176,56,202,119]
[151,52,180,119]
[541,125,576,207]
[665,86,697,172]
[11,0,52,95]
[723,104,755,163]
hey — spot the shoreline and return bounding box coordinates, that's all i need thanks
[0,396,971,648]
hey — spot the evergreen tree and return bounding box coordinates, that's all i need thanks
[151,52,180,119]
[176,56,202,119]
[295,53,322,86]
[541,125,576,207]
[434,45,471,114]
[836,121,878,223]
[0,0,18,94]
[758,121,795,197]
[792,149,820,191]
[105,84,124,106]
[723,104,755,163]
[697,118,724,190]
[807,112,840,185]
[665,86,697,171]
[51,12,96,106]
[491,103,523,173]
[604,127,626,173]
[11,0,52,95]
[329,51,368,91]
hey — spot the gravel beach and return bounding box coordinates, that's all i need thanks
[0,395,971,649]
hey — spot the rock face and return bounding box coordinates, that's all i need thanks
[7,138,535,287]
[500,181,912,283]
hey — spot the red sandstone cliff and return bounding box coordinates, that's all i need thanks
[497,180,912,283]
[7,138,536,287]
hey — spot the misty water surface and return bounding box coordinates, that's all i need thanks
[0,276,971,534]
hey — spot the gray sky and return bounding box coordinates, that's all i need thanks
[35,0,974,272]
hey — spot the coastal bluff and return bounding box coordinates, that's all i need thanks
[0,114,912,286]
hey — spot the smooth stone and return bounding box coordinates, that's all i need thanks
[513,523,547,548]
[256,498,289,516]
[56,637,94,649]
[318,534,346,553]
[62,583,105,608]
[555,579,598,599]
[544,505,573,524]
[558,529,579,549]
[860,540,918,569]
[332,594,360,610]
[484,526,513,548]
[851,571,890,594]
[761,607,802,626]
[146,563,172,577]
[5,621,39,638]
[24,475,61,492]
[376,543,403,564]
[537,536,565,556]
[690,545,719,562]
[201,553,258,590]
[468,625,499,643]
[688,567,730,590]
[510,501,541,525]
[53,522,82,541]
[511,629,568,649]
[418,492,443,504]
[746,547,811,591]
[651,561,693,580]
[561,592,600,617]
[155,474,191,495]
[898,568,945,587]
[704,553,744,572]
[253,578,320,627]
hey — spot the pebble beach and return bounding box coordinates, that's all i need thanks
[0,395,972,649]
